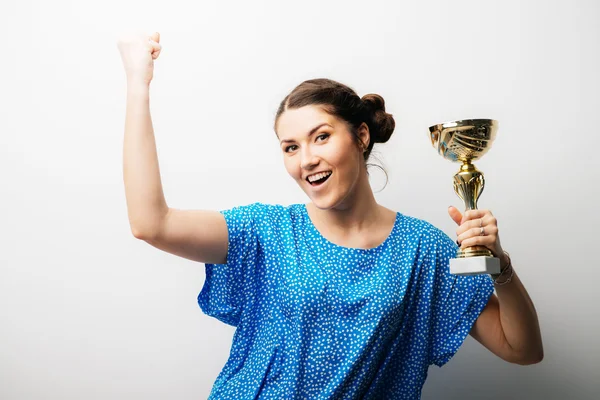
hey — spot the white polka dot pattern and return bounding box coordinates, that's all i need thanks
[198,203,494,399]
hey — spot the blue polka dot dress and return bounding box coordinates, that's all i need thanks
[198,202,494,399]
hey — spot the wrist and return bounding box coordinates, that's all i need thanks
[491,251,514,285]
[127,79,150,93]
[500,252,511,269]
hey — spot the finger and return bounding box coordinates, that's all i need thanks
[456,217,484,236]
[150,31,160,43]
[459,235,492,250]
[148,40,162,59]
[148,40,161,51]
[457,225,498,246]
[460,209,491,225]
[448,206,462,226]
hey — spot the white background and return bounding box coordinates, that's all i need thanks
[1,0,598,398]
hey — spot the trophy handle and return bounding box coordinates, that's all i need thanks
[453,161,494,259]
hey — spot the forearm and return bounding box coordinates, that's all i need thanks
[123,80,168,238]
[495,258,544,364]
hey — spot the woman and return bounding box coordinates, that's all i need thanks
[118,32,543,399]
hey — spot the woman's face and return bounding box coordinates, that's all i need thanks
[275,105,369,209]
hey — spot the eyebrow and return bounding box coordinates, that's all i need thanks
[280,123,331,144]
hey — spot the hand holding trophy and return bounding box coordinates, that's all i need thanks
[428,119,502,276]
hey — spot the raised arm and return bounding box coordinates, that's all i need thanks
[119,32,228,265]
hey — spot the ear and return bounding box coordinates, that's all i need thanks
[357,122,370,150]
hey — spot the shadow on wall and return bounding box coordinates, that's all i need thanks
[422,346,592,400]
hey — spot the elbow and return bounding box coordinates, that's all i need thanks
[130,217,164,241]
[129,209,168,241]
[527,348,544,365]
[131,227,145,240]
[513,347,544,366]
[131,226,154,241]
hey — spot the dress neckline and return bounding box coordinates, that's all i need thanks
[300,203,402,253]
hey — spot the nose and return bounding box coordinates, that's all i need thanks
[300,147,319,170]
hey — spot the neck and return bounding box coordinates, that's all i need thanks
[308,170,381,233]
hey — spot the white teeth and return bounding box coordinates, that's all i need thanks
[307,171,332,183]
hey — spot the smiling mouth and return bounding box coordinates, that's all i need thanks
[307,172,332,186]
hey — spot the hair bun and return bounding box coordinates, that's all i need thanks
[361,94,395,144]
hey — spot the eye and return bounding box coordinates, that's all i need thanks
[284,144,298,153]
[316,133,330,142]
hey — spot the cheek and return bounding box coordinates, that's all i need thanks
[339,152,362,184]
[333,147,357,170]
[283,157,300,179]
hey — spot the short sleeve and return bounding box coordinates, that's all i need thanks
[427,228,495,367]
[197,202,263,327]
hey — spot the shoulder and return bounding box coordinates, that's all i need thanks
[221,202,304,225]
[397,213,452,244]
[393,212,457,265]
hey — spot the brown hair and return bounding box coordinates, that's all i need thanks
[274,78,396,187]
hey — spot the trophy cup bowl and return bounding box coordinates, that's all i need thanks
[428,119,501,276]
[429,119,497,163]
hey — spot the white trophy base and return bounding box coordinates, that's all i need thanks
[449,256,501,276]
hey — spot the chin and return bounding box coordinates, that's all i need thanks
[302,188,335,210]
[307,190,350,211]
[299,175,352,210]
[310,198,334,210]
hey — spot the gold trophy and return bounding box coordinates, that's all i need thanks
[428,119,501,276]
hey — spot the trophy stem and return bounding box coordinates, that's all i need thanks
[453,161,494,259]
[453,161,484,211]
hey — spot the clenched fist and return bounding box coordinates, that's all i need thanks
[117,32,162,86]
[448,206,510,268]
